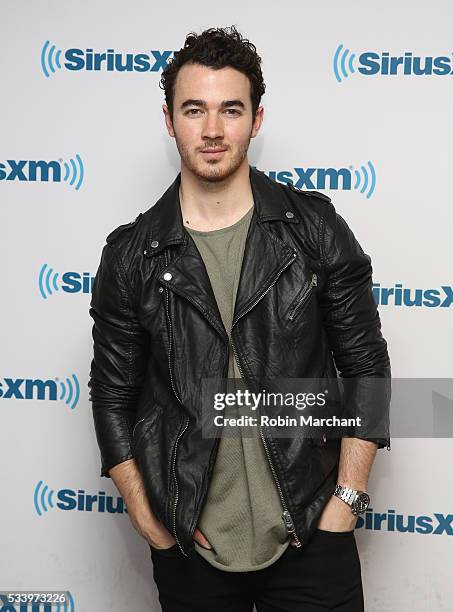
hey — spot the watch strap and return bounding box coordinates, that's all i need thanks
[333,484,359,506]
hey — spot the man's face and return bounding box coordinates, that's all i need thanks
[163,62,263,182]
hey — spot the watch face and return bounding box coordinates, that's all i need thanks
[353,492,370,514]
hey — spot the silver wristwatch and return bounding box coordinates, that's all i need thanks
[333,484,370,515]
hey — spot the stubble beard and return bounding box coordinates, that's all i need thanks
[174,133,252,184]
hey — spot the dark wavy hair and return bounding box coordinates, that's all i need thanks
[159,25,266,122]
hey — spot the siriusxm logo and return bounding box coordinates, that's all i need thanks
[38,265,94,299]
[41,40,173,78]
[334,44,453,82]
[356,508,453,535]
[373,283,453,308]
[34,481,127,516]
[259,162,376,199]
[0,155,84,190]
[0,592,74,612]
[0,375,80,410]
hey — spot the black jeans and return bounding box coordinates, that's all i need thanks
[149,528,364,611]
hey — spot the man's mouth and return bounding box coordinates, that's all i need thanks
[200,147,228,154]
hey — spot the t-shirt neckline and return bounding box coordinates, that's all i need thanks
[186,205,253,236]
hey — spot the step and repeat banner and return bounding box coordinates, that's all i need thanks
[1,1,452,610]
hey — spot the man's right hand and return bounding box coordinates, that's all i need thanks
[129,504,177,550]
[108,458,176,550]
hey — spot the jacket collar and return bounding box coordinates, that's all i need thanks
[145,165,299,257]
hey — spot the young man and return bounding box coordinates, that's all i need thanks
[88,26,391,612]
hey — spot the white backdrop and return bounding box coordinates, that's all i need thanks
[1,1,452,610]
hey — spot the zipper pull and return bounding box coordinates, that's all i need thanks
[311,273,318,287]
[282,510,302,547]
[282,510,296,532]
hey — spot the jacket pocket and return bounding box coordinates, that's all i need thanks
[287,272,318,322]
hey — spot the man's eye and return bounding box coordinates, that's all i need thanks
[225,109,240,115]
[187,109,201,115]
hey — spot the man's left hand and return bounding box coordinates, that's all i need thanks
[290,495,358,546]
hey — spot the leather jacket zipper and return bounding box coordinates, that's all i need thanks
[230,338,302,547]
[229,248,302,547]
[232,250,297,325]
[170,414,189,556]
[288,273,317,321]
[188,353,227,544]
[163,250,190,557]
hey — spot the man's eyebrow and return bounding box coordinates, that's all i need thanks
[220,100,245,109]
[180,99,246,110]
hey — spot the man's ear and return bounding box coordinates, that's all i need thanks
[163,103,175,137]
[251,106,264,139]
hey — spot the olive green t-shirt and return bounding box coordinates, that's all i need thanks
[187,205,291,572]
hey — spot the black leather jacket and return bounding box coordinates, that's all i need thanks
[88,165,391,557]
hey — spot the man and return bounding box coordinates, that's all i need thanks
[88,26,391,612]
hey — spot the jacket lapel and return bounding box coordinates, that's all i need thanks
[158,236,229,343]
[232,214,296,326]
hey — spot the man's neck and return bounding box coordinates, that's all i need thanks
[179,160,254,232]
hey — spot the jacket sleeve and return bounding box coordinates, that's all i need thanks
[88,242,150,477]
[319,202,391,450]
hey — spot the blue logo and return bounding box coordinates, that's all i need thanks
[0,375,80,410]
[34,481,127,516]
[333,44,453,82]
[260,162,376,199]
[38,265,94,299]
[0,155,84,190]
[0,592,75,612]
[373,283,453,308]
[356,508,453,535]
[41,40,174,77]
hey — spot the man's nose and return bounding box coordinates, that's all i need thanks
[201,111,224,140]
